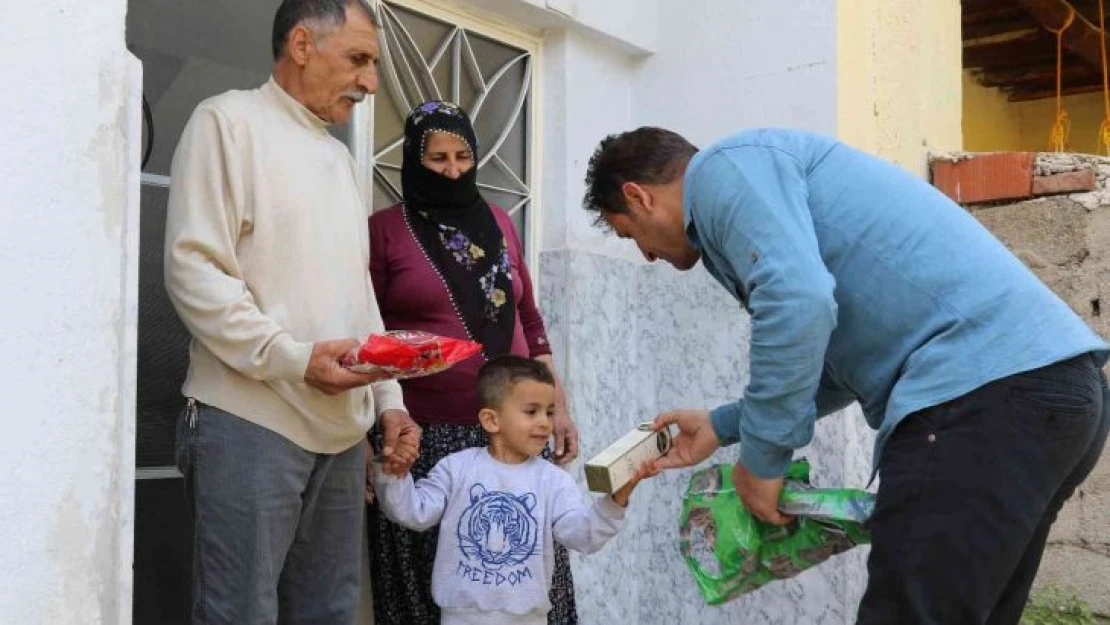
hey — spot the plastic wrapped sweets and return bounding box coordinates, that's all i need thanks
[342,330,481,381]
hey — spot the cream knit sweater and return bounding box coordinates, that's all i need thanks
[164,77,405,453]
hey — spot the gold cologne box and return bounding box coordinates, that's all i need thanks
[584,421,673,494]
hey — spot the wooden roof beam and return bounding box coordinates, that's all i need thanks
[964,33,1059,69]
[1007,82,1105,101]
[1016,0,1107,70]
[964,20,1039,43]
[975,62,1098,88]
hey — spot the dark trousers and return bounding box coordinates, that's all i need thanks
[176,403,365,625]
[857,353,1109,625]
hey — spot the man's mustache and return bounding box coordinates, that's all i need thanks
[343,90,367,103]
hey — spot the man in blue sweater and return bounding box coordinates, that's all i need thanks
[583,127,1109,624]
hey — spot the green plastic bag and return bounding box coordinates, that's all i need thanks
[678,459,875,605]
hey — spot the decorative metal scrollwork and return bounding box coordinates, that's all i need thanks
[371,2,533,222]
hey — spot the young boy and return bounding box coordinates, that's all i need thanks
[373,355,657,625]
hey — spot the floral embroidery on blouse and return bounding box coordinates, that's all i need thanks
[425,215,513,323]
[438,227,478,268]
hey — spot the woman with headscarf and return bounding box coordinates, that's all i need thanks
[367,100,581,625]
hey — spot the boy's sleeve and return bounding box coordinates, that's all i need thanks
[550,470,625,554]
[374,455,453,531]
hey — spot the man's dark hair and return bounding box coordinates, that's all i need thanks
[582,127,697,224]
[477,356,555,410]
[272,0,378,60]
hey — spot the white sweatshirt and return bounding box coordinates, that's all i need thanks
[164,77,405,452]
[375,447,626,625]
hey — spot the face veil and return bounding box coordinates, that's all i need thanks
[401,100,516,360]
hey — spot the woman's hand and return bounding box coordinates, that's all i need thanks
[551,406,580,465]
[535,355,579,465]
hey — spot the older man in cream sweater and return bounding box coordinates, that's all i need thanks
[164,1,420,623]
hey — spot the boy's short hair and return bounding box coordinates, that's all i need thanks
[477,356,555,410]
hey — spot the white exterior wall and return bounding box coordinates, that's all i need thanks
[634,0,838,141]
[540,29,642,261]
[0,2,140,625]
[457,0,657,54]
[539,0,840,256]
[519,2,862,623]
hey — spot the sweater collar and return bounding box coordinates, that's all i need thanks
[263,76,330,135]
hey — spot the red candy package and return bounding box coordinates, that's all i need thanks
[342,330,482,381]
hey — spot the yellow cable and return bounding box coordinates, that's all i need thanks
[1047,8,1076,152]
[1098,0,1110,154]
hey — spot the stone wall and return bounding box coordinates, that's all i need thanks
[931,151,1110,617]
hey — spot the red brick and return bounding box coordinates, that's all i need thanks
[931,152,1034,204]
[1031,168,1097,196]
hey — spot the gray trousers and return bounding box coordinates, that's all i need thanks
[176,401,365,625]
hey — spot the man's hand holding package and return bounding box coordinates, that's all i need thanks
[305,339,384,394]
[731,461,791,525]
[650,408,792,525]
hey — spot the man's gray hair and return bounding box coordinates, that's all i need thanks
[271,0,379,60]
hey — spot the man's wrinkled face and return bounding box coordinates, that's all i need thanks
[301,5,379,124]
[603,181,701,271]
